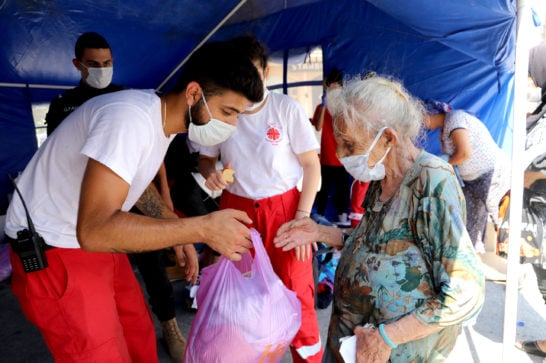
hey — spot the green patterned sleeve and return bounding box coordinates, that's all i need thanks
[412,180,485,326]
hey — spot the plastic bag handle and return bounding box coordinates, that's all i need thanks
[249,228,277,280]
[210,229,277,291]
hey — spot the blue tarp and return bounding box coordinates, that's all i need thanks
[0,0,516,212]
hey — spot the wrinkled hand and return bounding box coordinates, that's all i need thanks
[354,326,391,363]
[204,162,233,191]
[201,209,253,261]
[173,244,199,284]
[294,245,315,261]
[274,217,319,261]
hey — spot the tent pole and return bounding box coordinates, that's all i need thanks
[502,0,531,361]
[0,82,72,90]
[283,50,288,94]
[156,0,248,92]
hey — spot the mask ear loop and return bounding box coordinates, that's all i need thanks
[365,126,389,155]
[375,146,391,164]
[200,92,213,119]
[366,126,391,167]
[189,89,210,126]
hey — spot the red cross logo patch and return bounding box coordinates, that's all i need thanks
[265,125,282,144]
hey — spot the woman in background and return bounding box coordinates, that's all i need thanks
[424,100,511,253]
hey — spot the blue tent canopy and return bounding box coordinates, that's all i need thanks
[0,0,516,211]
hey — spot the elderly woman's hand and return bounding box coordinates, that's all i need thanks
[274,217,319,261]
[354,325,391,363]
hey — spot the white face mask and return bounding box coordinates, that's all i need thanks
[246,86,269,112]
[188,93,236,146]
[339,127,391,182]
[81,64,113,89]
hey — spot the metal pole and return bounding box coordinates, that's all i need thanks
[283,49,288,94]
[155,0,248,92]
[502,0,531,361]
[0,82,72,90]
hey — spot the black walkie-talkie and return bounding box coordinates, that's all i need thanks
[8,174,48,272]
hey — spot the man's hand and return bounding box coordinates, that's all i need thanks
[173,244,199,284]
[200,209,253,261]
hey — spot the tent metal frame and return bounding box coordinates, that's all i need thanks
[155,0,249,92]
[502,0,531,361]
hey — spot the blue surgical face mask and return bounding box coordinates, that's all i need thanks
[339,127,391,182]
[188,92,236,146]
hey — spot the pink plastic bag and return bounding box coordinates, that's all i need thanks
[184,229,302,363]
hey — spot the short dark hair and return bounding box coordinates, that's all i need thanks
[75,32,111,60]
[172,41,263,103]
[226,34,269,71]
[324,68,343,87]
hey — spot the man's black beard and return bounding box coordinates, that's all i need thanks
[185,97,208,128]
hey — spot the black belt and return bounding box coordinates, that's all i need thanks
[4,235,56,250]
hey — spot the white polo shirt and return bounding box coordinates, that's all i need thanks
[199,92,319,199]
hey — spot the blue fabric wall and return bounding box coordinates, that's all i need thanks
[214,0,516,150]
[0,0,516,210]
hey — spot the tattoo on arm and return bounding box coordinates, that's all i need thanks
[135,184,165,218]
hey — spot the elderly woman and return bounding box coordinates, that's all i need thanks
[274,76,485,362]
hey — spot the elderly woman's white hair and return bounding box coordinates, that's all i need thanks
[328,75,426,145]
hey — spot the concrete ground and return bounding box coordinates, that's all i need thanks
[1,253,546,363]
[445,255,546,363]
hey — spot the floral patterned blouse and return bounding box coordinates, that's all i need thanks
[324,150,485,363]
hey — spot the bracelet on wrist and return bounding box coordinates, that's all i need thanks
[296,209,310,216]
[378,323,398,349]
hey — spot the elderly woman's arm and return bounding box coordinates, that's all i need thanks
[358,190,485,359]
[377,192,485,349]
[354,314,443,362]
[274,217,347,252]
[417,194,485,323]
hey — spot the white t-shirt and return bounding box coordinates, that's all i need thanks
[199,92,319,199]
[5,89,172,248]
[441,110,509,181]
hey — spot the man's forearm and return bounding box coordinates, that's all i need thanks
[135,183,178,219]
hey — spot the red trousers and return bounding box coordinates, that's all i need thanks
[349,180,370,227]
[9,246,157,362]
[220,188,323,362]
